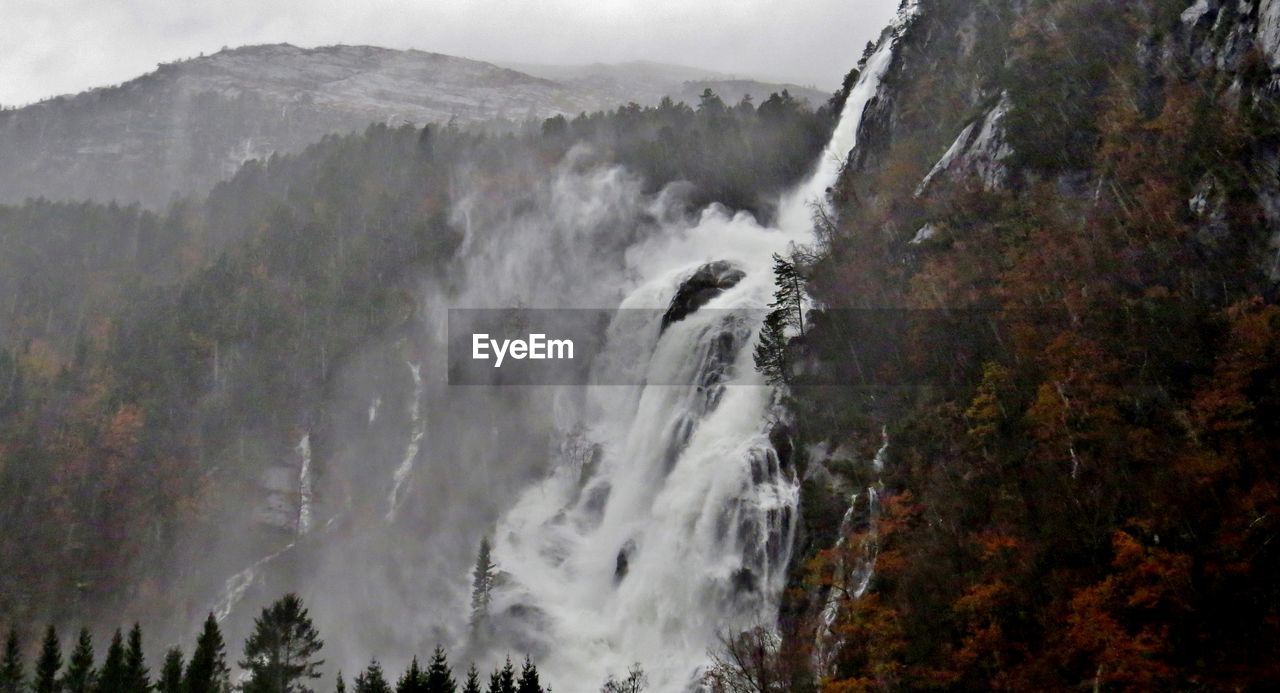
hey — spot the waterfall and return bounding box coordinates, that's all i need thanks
[297,433,314,536]
[481,7,918,690]
[387,361,425,523]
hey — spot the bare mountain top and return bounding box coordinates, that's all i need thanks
[505,59,831,108]
[0,45,827,208]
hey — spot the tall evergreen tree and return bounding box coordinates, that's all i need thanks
[239,594,325,693]
[469,539,496,639]
[335,671,346,693]
[122,624,149,693]
[353,661,390,693]
[514,657,540,693]
[485,658,515,693]
[33,626,61,693]
[94,630,125,693]
[0,628,23,693]
[423,648,454,693]
[394,657,426,693]
[460,665,481,693]
[184,614,230,693]
[61,629,95,693]
[156,648,183,693]
[769,253,805,337]
[753,309,790,386]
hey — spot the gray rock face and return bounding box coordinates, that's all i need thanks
[916,92,1013,195]
[0,45,824,209]
[1261,0,1280,64]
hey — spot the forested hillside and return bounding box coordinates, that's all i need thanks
[0,89,834,645]
[774,0,1280,689]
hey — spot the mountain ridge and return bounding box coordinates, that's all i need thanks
[0,43,826,208]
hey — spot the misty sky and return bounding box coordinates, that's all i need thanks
[1,0,900,107]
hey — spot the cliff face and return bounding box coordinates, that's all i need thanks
[784,0,1280,688]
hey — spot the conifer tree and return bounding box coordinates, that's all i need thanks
[62,629,95,693]
[394,657,426,693]
[769,253,805,337]
[94,630,125,693]
[335,671,346,693]
[423,647,455,693]
[753,309,790,386]
[33,626,62,693]
[156,648,183,693]
[460,665,481,693]
[353,661,391,693]
[514,657,540,693]
[0,628,23,693]
[184,614,230,693]
[239,594,325,693]
[469,539,496,639]
[122,624,149,693]
[485,658,515,693]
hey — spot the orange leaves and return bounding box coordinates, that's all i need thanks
[1061,530,1192,689]
[1192,300,1280,436]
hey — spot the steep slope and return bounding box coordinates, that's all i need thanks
[773,0,1280,689]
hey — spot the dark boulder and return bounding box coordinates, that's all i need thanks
[661,261,745,331]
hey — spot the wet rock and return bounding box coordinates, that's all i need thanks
[614,539,636,582]
[916,92,1013,195]
[661,261,745,330]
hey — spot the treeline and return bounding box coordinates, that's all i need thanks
[0,594,558,693]
[0,87,835,627]
[753,0,1280,690]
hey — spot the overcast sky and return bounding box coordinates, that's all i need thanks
[1,0,900,107]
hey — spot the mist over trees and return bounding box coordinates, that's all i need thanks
[0,86,834,635]
[1,595,564,693]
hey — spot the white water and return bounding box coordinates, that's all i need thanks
[297,433,314,535]
[484,9,916,690]
[387,361,425,523]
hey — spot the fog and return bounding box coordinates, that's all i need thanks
[0,0,899,106]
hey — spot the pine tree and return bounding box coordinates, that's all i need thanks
[469,538,496,639]
[94,630,124,693]
[184,614,230,693]
[460,665,481,693]
[753,309,790,386]
[353,661,391,693]
[239,594,325,693]
[156,648,183,693]
[0,628,24,693]
[514,657,540,693]
[62,629,95,693]
[335,671,346,693]
[394,658,426,693]
[769,253,805,337]
[33,626,61,693]
[122,624,149,693]
[423,647,455,693]
[485,658,515,693]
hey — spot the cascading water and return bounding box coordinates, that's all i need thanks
[387,361,425,523]
[481,7,918,689]
[298,433,314,535]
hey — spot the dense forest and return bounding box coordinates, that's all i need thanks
[6,0,1280,690]
[760,0,1280,690]
[0,87,835,647]
[0,593,563,693]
